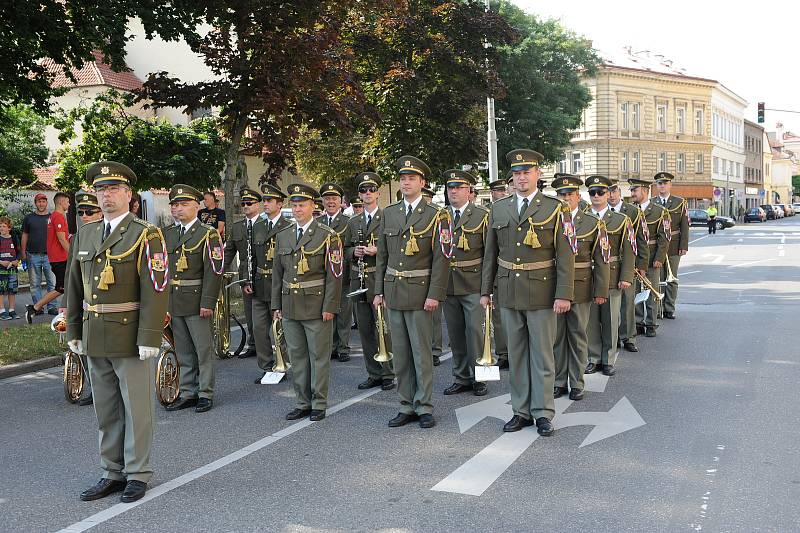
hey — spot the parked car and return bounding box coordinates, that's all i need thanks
[744,207,766,223]
[776,204,794,217]
[791,203,800,213]
[688,209,736,230]
[760,204,781,219]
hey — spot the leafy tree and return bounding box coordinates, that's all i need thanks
[494,2,600,167]
[0,104,49,187]
[54,90,227,191]
[0,0,199,113]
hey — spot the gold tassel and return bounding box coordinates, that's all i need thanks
[457,232,470,251]
[266,240,275,261]
[404,234,419,255]
[523,226,541,248]
[297,249,309,275]
[176,249,188,272]
[98,258,115,290]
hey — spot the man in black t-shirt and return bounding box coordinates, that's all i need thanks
[21,193,57,314]
[198,191,226,237]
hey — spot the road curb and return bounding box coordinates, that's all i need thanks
[0,355,62,380]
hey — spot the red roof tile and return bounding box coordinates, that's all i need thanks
[30,166,59,191]
[42,50,142,92]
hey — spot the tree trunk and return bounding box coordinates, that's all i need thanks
[222,113,249,237]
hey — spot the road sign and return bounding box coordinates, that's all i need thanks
[713,187,722,199]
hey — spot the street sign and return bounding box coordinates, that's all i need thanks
[713,187,722,199]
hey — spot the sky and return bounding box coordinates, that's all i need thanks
[513,0,800,136]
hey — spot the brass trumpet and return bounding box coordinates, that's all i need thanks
[373,303,392,363]
[635,270,664,300]
[476,301,495,366]
[156,314,181,406]
[272,317,290,372]
[662,257,679,284]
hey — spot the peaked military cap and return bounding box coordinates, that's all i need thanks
[76,192,100,209]
[443,169,477,187]
[86,161,136,188]
[287,183,319,202]
[356,172,381,188]
[314,199,324,211]
[585,175,613,189]
[537,178,549,190]
[395,155,431,179]
[551,173,583,192]
[169,184,203,204]
[350,198,364,207]
[320,182,344,197]
[239,187,262,202]
[627,177,653,188]
[506,149,544,172]
[654,172,675,183]
[422,186,437,198]
[608,179,621,191]
[261,183,286,200]
[488,178,507,191]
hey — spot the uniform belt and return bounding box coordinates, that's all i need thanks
[450,258,482,268]
[574,261,592,269]
[386,267,431,278]
[608,255,619,263]
[83,302,141,313]
[498,258,555,271]
[351,266,376,273]
[283,279,325,289]
[670,230,681,236]
[647,240,657,245]
[170,279,202,286]
[257,267,272,275]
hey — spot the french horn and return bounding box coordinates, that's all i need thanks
[155,313,181,406]
[53,313,85,403]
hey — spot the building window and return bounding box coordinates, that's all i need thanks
[621,151,629,173]
[632,152,640,173]
[620,102,629,130]
[676,107,686,134]
[695,109,703,135]
[677,153,685,173]
[571,152,582,174]
[713,156,719,173]
[632,103,640,131]
[696,154,704,173]
[736,162,741,178]
[558,157,567,174]
[658,152,667,172]
[657,105,667,132]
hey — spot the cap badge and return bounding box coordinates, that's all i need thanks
[405,160,411,166]
[516,154,522,161]
[101,166,109,175]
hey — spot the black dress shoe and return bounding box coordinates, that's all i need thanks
[432,355,441,366]
[419,414,436,428]
[503,415,534,432]
[636,324,645,335]
[337,353,351,362]
[584,362,599,374]
[25,304,35,324]
[443,383,472,395]
[568,389,584,401]
[388,412,419,427]
[165,396,198,411]
[120,480,147,503]
[553,386,568,398]
[309,409,326,421]
[664,311,675,319]
[358,377,382,390]
[238,348,256,359]
[645,327,656,337]
[381,378,396,391]
[195,398,213,412]
[497,358,509,370]
[286,408,311,420]
[80,478,126,501]
[602,365,617,376]
[623,340,639,352]
[331,351,340,360]
[473,382,488,396]
[78,394,94,406]
[536,417,554,436]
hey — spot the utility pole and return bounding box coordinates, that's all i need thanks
[485,0,499,185]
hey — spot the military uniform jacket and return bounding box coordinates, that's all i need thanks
[447,203,488,296]
[571,210,610,304]
[617,202,650,271]
[317,212,351,285]
[344,208,383,301]
[223,217,256,284]
[481,192,576,310]
[271,220,343,320]
[597,209,635,290]
[659,195,690,254]
[65,213,169,357]
[251,215,293,302]
[641,202,669,267]
[164,221,223,316]
[374,199,451,310]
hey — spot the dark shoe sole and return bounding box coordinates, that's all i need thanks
[380,381,396,391]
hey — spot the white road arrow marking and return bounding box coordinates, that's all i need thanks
[702,253,725,264]
[554,396,645,447]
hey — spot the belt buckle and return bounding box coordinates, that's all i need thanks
[86,304,97,312]
[395,270,405,279]
[512,263,524,270]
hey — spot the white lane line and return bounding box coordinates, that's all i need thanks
[680,271,702,276]
[689,234,711,245]
[729,258,777,268]
[56,387,384,533]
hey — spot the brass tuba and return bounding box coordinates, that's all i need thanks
[53,313,84,403]
[156,313,181,406]
[373,303,393,362]
[475,301,495,366]
[272,317,290,372]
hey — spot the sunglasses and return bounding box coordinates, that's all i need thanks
[359,186,378,193]
[77,209,99,216]
[588,189,607,197]
[240,201,257,207]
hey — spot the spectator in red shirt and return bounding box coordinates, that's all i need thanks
[26,192,70,323]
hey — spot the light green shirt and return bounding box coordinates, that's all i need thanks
[706,206,717,217]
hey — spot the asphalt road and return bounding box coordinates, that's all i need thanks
[1,217,799,532]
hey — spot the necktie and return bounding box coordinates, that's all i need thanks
[453,209,461,227]
[366,214,372,227]
[520,198,529,218]
[327,215,333,227]
[268,220,273,232]
[103,222,111,241]
[179,226,185,238]
[297,227,304,243]
[406,204,413,221]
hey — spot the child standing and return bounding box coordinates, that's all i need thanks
[0,217,21,319]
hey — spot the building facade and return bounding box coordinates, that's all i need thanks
[743,120,765,209]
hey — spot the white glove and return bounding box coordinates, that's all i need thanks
[67,339,83,355]
[138,346,160,361]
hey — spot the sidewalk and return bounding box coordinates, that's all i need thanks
[0,286,61,331]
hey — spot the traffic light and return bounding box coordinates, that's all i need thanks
[729,189,735,198]
[758,102,765,124]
